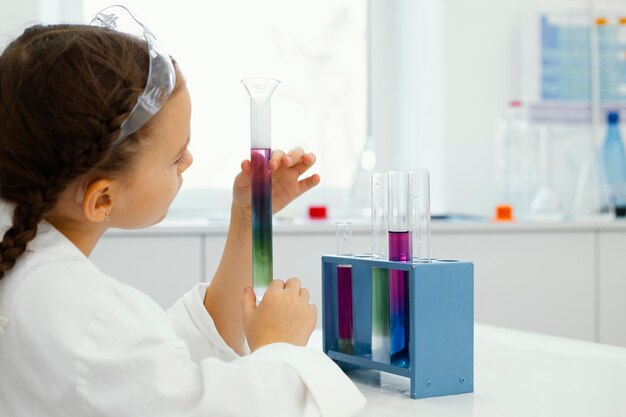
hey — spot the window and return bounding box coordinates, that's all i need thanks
[83,1,367,215]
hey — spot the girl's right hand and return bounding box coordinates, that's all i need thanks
[242,278,317,352]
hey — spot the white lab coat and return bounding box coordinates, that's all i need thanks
[0,202,365,416]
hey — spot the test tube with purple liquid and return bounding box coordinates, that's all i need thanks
[336,222,354,354]
[388,171,411,366]
[242,78,280,295]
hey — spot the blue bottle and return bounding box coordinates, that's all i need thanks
[602,111,626,217]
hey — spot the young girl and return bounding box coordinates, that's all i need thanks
[0,14,365,417]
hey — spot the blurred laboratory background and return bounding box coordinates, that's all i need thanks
[2,0,626,347]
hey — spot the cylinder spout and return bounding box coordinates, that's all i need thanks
[241,78,280,149]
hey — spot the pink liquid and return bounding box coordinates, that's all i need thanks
[389,230,412,262]
[251,148,273,290]
[389,230,411,365]
[337,265,354,354]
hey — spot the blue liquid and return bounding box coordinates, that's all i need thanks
[389,230,411,367]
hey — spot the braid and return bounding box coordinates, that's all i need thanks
[0,196,55,278]
[0,126,127,280]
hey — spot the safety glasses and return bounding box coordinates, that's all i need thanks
[90,5,176,147]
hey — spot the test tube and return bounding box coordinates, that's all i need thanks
[388,171,411,366]
[371,172,390,362]
[371,172,389,259]
[371,267,390,363]
[242,78,281,296]
[336,222,354,355]
[410,169,431,262]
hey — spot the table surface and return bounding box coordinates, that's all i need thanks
[308,324,626,417]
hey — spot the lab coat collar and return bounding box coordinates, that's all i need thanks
[0,200,87,261]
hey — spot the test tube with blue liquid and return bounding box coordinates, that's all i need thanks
[388,171,411,366]
[242,78,280,296]
[336,222,354,354]
[371,172,391,363]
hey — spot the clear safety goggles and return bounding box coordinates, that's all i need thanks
[75,6,176,205]
[90,5,176,147]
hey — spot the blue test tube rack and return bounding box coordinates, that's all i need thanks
[322,255,474,399]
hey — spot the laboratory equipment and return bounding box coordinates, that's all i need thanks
[388,171,411,365]
[322,168,474,399]
[336,222,354,354]
[572,152,614,220]
[410,169,431,261]
[371,267,390,363]
[530,127,564,221]
[90,5,176,147]
[371,172,391,362]
[602,111,626,217]
[242,78,280,294]
[371,172,389,259]
[322,256,474,399]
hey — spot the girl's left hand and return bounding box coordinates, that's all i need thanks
[232,147,320,219]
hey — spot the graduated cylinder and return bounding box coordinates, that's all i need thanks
[242,78,281,295]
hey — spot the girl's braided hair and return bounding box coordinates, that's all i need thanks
[0,24,180,279]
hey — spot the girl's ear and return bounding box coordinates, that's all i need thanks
[81,179,115,223]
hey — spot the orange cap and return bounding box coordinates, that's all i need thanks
[596,17,608,26]
[494,204,514,222]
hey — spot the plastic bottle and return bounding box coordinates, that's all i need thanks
[494,101,541,220]
[602,111,626,217]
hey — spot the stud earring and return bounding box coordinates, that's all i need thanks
[104,211,111,223]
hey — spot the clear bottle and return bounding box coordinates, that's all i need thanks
[602,111,626,217]
[494,101,541,220]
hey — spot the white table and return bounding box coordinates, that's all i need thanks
[309,324,626,416]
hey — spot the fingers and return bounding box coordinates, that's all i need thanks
[299,287,310,303]
[284,277,302,292]
[298,174,321,193]
[268,279,285,290]
[248,148,317,173]
[271,277,311,302]
[240,159,251,176]
[292,152,317,176]
[283,147,304,167]
[269,148,316,172]
[288,279,311,306]
[241,287,257,316]
[270,149,286,170]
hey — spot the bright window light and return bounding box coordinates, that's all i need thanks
[83,1,366,200]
